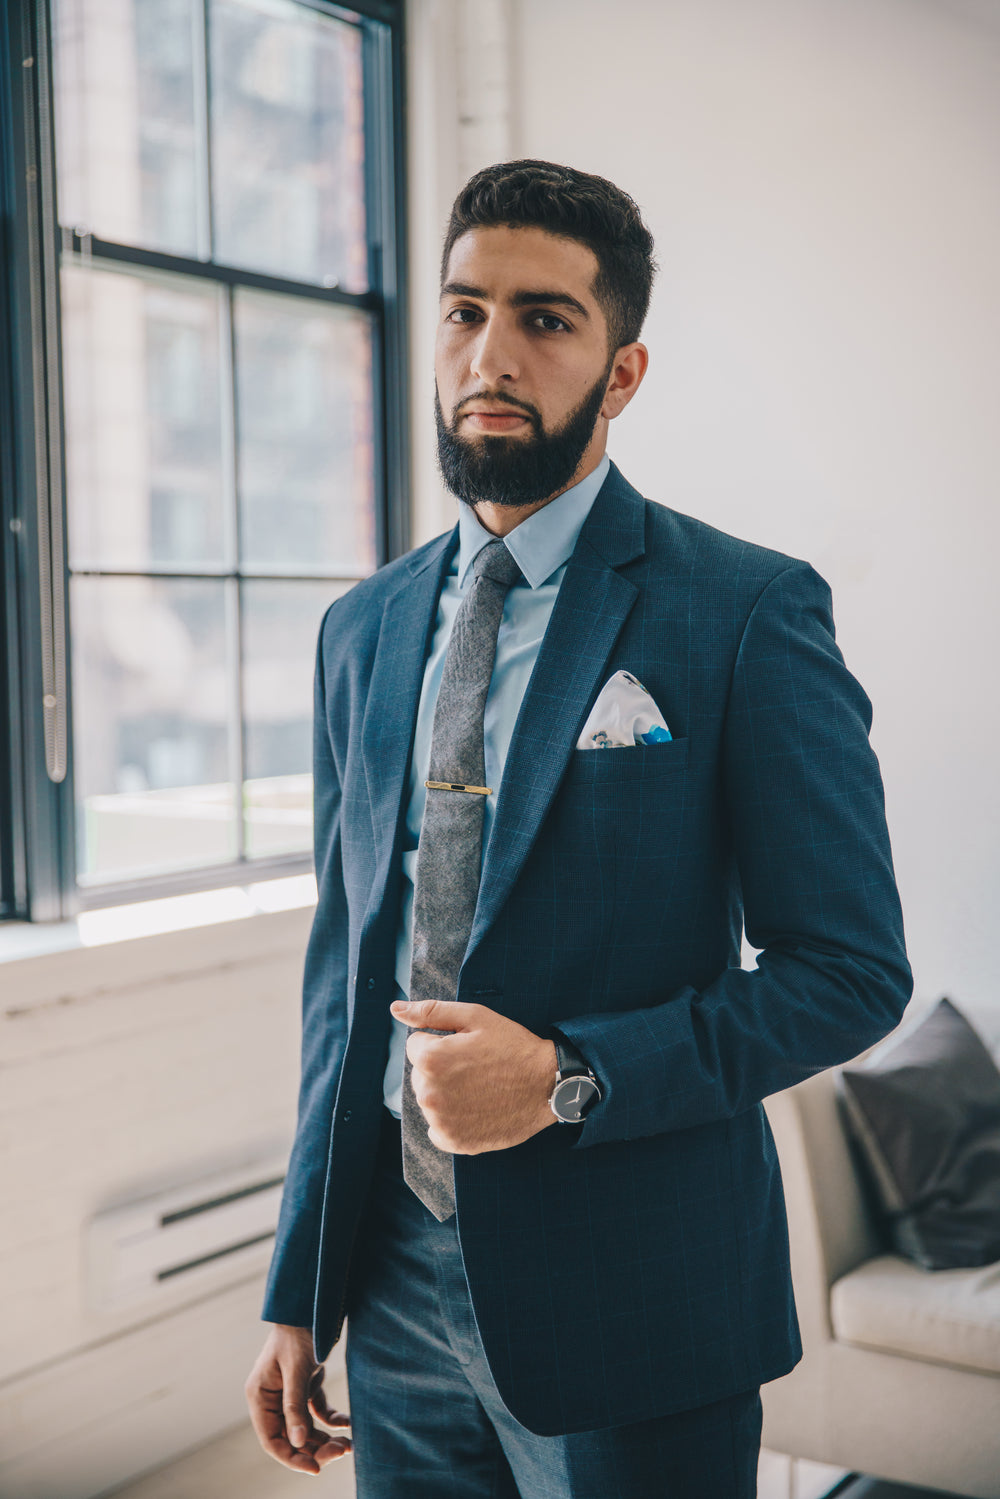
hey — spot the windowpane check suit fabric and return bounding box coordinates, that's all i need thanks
[261,462,912,1438]
[346,1110,763,1498]
[403,540,523,1220]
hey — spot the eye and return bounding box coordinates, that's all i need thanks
[445,306,481,325]
[532,313,570,333]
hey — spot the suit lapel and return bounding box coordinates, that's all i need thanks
[362,530,457,885]
[467,465,646,957]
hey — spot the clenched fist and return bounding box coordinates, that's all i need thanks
[392,997,558,1153]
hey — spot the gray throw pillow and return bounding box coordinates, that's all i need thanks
[837,998,1000,1270]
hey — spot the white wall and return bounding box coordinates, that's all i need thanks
[407,0,1000,1011]
[0,910,347,1499]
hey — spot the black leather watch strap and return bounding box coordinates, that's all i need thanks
[553,1034,594,1080]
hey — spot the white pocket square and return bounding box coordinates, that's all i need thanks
[576,670,672,749]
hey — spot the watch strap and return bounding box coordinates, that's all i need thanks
[553,1033,595,1081]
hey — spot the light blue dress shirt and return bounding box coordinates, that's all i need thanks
[382,452,611,1116]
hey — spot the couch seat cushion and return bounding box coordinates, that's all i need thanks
[831,1253,1000,1375]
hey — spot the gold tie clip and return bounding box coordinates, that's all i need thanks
[425,780,492,796]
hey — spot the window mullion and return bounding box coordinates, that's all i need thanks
[362,11,408,563]
[192,0,213,262]
[221,279,245,863]
[227,575,246,866]
[219,284,239,575]
[2,0,77,919]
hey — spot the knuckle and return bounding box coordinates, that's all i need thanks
[422,1046,445,1078]
[418,1052,437,1080]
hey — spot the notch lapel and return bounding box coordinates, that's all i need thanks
[466,466,646,958]
[362,531,457,888]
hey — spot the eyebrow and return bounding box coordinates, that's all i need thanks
[440,282,591,321]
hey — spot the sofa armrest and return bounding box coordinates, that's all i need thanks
[765,1070,883,1344]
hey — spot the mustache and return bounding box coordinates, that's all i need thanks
[451,391,542,430]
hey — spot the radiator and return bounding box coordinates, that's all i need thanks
[86,1154,287,1311]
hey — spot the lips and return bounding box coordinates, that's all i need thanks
[463,411,529,431]
[459,400,534,434]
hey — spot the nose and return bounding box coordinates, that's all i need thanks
[469,315,520,385]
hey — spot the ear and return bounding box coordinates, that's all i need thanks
[601,342,649,420]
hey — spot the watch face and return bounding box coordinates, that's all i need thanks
[551,1074,601,1123]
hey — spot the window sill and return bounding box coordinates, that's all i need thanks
[0,874,317,966]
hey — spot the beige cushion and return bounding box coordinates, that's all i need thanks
[831,1253,1000,1375]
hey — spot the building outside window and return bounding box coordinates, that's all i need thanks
[0,0,407,918]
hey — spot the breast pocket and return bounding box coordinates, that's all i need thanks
[562,735,690,787]
[556,736,691,853]
[536,737,695,980]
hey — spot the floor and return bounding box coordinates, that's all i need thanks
[102,1427,963,1499]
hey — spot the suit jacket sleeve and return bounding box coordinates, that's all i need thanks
[555,560,912,1146]
[261,604,350,1326]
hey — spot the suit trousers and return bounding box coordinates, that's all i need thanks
[343,1110,762,1498]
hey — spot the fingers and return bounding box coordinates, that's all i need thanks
[304,1389,353,1463]
[391,997,480,1032]
[246,1332,352,1474]
[309,1398,352,1432]
[405,1035,438,1088]
[405,1026,468,1073]
[309,1400,353,1461]
[312,1433,353,1466]
[282,1387,313,1453]
[427,1124,453,1152]
[307,1366,347,1424]
[247,1375,320,1474]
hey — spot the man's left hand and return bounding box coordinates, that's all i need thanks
[390,998,558,1154]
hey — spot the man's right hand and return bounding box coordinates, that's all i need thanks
[245,1323,352,1475]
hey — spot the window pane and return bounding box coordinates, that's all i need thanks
[235,290,376,573]
[241,578,352,858]
[62,262,228,571]
[72,577,237,883]
[53,0,202,256]
[210,0,367,290]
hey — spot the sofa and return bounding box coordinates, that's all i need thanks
[761,1005,1000,1499]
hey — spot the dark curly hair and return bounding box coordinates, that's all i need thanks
[440,159,657,354]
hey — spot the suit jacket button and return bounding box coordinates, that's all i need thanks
[367,977,376,990]
[342,1109,352,1122]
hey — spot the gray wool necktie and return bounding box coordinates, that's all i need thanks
[402,538,523,1220]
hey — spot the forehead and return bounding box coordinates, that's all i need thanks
[441,225,601,306]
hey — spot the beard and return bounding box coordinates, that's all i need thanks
[434,361,612,508]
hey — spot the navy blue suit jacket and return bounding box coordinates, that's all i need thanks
[261,462,911,1436]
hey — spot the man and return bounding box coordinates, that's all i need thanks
[246,160,911,1497]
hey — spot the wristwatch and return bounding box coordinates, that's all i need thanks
[548,1035,602,1123]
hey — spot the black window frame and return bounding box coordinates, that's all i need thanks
[0,0,409,921]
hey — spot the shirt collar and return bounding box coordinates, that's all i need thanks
[456,452,611,591]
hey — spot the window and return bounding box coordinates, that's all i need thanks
[0,0,407,919]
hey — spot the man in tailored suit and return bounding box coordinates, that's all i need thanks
[246,160,911,1497]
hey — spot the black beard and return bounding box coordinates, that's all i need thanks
[434,362,612,508]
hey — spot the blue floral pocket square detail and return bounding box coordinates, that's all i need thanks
[576,671,673,749]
